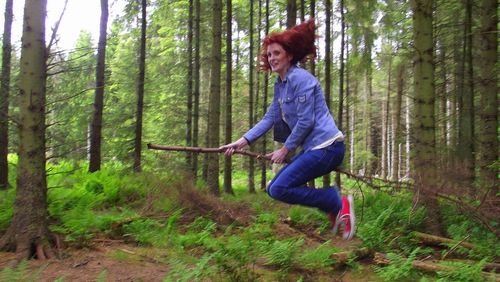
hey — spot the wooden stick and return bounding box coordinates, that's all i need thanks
[147,143,388,194]
[147,143,271,161]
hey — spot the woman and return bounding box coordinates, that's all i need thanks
[220,19,355,240]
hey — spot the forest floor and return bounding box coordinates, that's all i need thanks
[0,211,380,281]
[3,172,496,282]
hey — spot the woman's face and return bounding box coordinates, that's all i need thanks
[267,43,292,78]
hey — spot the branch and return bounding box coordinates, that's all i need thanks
[147,143,270,162]
[147,144,393,191]
[47,0,69,53]
[413,231,476,250]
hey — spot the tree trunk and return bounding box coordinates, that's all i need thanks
[411,0,441,234]
[248,0,255,193]
[192,0,201,178]
[0,0,52,260]
[382,56,392,180]
[89,0,108,173]
[309,0,315,73]
[457,0,475,190]
[365,48,376,176]
[477,0,498,193]
[223,0,234,195]
[392,62,404,181]
[186,0,194,170]
[133,0,147,173]
[436,39,448,172]
[260,0,270,190]
[0,0,13,189]
[207,0,222,195]
[336,0,345,186]
[299,0,305,21]
[322,0,332,188]
[286,0,297,28]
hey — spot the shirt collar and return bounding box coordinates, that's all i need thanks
[276,65,297,84]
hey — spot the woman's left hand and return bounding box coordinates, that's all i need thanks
[266,146,290,164]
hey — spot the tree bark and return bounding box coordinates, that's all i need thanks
[248,0,256,193]
[457,0,475,190]
[192,0,201,178]
[336,0,345,187]
[133,0,147,173]
[286,0,297,28]
[477,0,498,194]
[89,0,108,173]
[223,0,234,195]
[392,63,404,181]
[0,0,52,259]
[309,0,315,73]
[0,0,13,189]
[322,0,332,188]
[260,0,270,190]
[411,0,442,235]
[207,0,222,195]
[186,0,194,170]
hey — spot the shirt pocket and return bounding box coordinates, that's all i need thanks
[281,95,295,122]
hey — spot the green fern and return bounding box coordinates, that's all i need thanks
[164,254,217,282]
[374,248,421,281]
[297,240,338,268]
[436,258,493,282]
[262,238,304,271]
[0,260,31,282]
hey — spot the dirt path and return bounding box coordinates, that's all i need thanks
[0,243,170,282]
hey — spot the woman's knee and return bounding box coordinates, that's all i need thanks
[267,183,287,200]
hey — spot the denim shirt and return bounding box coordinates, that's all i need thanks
[243,65,341,152]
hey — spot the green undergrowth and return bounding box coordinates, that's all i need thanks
[344,179,498,282]
[0,160,498,281]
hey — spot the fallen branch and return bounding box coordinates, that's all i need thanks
[413,231,476,250]
[331,248,374,265]
[374,252,500,279]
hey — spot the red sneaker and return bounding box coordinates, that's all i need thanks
[339,195,356,240]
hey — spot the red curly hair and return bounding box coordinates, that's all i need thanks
[258,19,317,72]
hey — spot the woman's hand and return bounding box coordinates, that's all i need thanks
[266,146,290,164]
[219,137,249,156]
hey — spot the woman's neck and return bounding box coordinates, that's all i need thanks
[279,65,291,81]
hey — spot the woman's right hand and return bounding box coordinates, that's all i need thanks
[219,137,249,156]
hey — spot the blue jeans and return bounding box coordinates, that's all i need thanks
[267,141,345,214]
